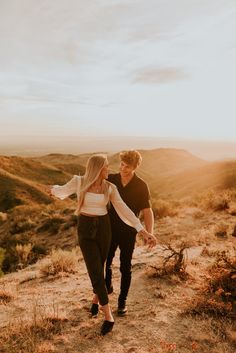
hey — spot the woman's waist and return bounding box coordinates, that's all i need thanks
[79,211,108,218]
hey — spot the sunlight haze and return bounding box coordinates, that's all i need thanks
[0,0,235,157]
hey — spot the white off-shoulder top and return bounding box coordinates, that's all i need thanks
[51,175,144,232]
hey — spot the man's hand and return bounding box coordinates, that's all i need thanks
[139,229,157,249]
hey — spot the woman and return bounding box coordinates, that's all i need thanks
[51,154,156,336]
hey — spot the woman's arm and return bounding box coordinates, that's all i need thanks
[51,175,80,200]
[109,184,157,247]
[109,184,144,232]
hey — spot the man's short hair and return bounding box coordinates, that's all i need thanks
[119,150,142,169]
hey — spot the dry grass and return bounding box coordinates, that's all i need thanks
[201,191,231,211]
[40,249,78,276]
[0,315,67,353]
[214,222,229,238]
[0,289,14,304]
[152,199,179,218]
[15,243,33,268]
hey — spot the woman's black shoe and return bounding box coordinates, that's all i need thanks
[90,303,99,317]
[100,320,114,335]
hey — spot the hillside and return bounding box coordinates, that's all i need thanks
[35,148,207,186]
[0,156,71,211]
[154,160,236,199]
[0,168,53,212]
[1,150,235,211]
[35,149,236,200]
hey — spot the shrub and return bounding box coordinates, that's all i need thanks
[152,200,178,218]
[202,191,230,211]
[186,250,236,318]
[40,249,78,276]
[15,243,33,268]
[10,218,36,235]
[147,242,190,280]
[37,216,65,235]
[0,290,14,304]
[214,222,229,238]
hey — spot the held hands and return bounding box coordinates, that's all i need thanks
[139,229,157,249]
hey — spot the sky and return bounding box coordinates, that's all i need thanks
[0,0,236,146]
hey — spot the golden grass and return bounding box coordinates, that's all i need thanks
[152,199,179,218]
[40,249,78,276]
[0,315,67,353]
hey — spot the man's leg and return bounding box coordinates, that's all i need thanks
[118,230,136,314]
[105,232,118,294]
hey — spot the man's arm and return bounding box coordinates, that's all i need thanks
[142,208,154,234]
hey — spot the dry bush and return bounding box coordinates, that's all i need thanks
[40,248,78,276]
[37,216,65,235]
[186,250,236,318]
[147,242,190,280]
[201,191,230,211]
[152,199,178,219]
[10,217,36,235]
[15,243,33,268]
[214,222,229,238]
[0,290,14,304]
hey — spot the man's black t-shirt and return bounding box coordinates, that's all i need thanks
[108,173,151,231]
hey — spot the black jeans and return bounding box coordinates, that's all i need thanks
[105,225,136,303]
[78,214,111,306]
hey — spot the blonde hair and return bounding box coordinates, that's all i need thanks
[77,154,110,213]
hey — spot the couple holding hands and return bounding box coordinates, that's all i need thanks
[50,150,157,336]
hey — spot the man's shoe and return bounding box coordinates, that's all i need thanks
[90,303,99,317]
[117,300,127,316]
[100,320,114,335]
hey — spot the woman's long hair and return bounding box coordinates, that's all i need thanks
[77,154,110,213]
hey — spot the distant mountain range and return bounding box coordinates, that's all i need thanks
[0,148,236,211]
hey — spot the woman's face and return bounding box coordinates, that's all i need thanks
[99,160,109,180]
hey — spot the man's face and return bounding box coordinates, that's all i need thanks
[119,161,136,178]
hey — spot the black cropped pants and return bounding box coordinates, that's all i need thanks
[105,225,136,303]
[78,214,111,306]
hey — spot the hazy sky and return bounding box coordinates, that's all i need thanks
[0,0,236,142]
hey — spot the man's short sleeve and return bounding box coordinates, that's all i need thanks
[139,182,151,210]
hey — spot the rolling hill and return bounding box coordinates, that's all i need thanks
[0,156,71,211]
[0,149,235,211]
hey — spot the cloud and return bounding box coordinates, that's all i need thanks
[131,67,188,84]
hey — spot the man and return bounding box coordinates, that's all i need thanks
[105,150,154,315]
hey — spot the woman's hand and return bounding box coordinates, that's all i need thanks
[139,229,157,249]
